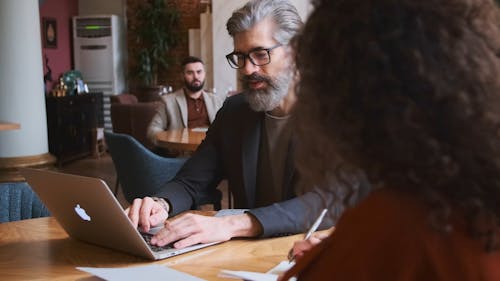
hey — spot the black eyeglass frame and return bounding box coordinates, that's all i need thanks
[225,44,282,69]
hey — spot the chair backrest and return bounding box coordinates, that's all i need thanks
[105,132,222,209]
[0,182,51,223]
[110,93,138,104]
[110,101,160,149]
[110,104,134,136]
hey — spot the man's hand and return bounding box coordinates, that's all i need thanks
[125,197,168,232]
[150,213,263,249]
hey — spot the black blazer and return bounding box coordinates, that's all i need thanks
[155,94,368,237]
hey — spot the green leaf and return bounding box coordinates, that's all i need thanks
[133,0,180,86]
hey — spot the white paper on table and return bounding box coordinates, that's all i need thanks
[214,209,249,217]
[266,261,295,275]
[77,264,206,281]
[218,261,295,281]
[219,270,278,281]
[191,127,209,132]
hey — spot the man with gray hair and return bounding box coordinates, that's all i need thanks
[126,0,368,249]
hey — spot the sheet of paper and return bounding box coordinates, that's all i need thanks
[218,261,295,281]
[214,209,249,217]
[191,127,209,132]
[77,264,205,281]
[219,270,278,281]
[266,261,295,275]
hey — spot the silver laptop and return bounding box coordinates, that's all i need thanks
[21,168,220,260]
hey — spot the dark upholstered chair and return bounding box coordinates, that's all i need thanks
[110,93,139,104]
[110,93,161,149]
[110,94,161,149]
[0,182,50,223]
[105,132,222,210]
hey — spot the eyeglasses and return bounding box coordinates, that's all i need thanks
[225,44,282,69]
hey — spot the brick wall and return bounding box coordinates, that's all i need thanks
[127,0,204,91]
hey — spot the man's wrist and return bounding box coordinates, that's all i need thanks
[224,213,263,238]
[151,196,170,213]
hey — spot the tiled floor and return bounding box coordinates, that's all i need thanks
[57,153,229,210]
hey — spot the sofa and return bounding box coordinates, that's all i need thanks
[110,94,161,150]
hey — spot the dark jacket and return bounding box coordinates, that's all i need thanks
[155,94,370,237]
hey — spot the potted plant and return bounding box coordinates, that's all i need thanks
[132,0,180,100]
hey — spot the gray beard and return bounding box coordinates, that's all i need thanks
[243,69,294,112]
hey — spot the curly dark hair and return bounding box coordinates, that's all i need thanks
[294,0,500,251]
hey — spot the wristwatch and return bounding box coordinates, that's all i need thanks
[151,196,170,213]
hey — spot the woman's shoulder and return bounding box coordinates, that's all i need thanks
[317,188,500,279]
[290,188,500,281]
[338,188,425,228]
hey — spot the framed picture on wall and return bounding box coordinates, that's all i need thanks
[42,17,57,49]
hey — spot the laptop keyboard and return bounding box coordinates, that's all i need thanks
[141,233,175,252]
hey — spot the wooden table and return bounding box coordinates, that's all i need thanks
[0,122,20,131]
[156,128,207,153]
[0,217,300,280]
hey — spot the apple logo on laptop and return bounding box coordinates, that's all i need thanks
[74,204,91,221]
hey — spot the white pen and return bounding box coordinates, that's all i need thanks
[288,208,328,262]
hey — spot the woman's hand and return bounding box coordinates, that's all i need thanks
[290,232,330,261]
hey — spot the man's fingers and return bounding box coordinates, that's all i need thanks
[167,213,197,229]
[127,199,143,228]
[138,197,155,231]
[125,197,170,234]
[149,208,168,226]
[150,215,197,247]
[150,214,231,249]
[150,223,184,247]
[173,234,201,249]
